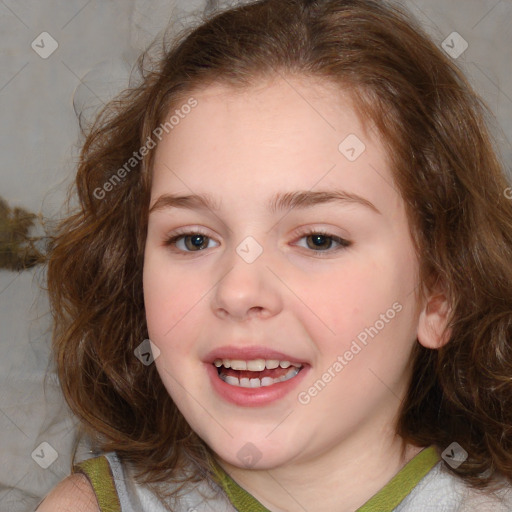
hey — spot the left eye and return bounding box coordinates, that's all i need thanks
[165,233,219,252]
[295,233,350,251]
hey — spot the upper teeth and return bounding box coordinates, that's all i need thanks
[213,358,302,371]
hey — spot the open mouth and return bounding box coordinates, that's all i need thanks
[214,358,304,388]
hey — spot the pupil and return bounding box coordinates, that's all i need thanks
[187,235,207,250]
[308,234,331,250]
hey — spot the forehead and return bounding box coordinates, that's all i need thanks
[150,76,397,213]
[164,76,371,148]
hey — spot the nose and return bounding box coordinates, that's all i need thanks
[211,245,283,322]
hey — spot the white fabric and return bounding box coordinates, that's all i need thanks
[104,452,237,512]
[102,452,512,512]
[396,463,512,512]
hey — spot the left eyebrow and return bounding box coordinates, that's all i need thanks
[148,189,381,215]
[269,190,381,215]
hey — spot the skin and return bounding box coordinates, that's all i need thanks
[143,75,449,512]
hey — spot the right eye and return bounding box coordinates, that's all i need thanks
[164,232,220,252]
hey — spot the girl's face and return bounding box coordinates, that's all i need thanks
[143,77,422,470]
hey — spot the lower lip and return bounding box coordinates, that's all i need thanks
[205,363,309,407]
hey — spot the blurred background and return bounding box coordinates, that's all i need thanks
[0,0,511,510]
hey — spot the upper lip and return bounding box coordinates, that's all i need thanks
[204,345,308,365]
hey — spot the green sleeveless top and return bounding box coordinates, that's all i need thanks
[74,446,440,511]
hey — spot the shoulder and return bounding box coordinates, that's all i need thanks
[461,474,512,512]
[36,473,100,512]
[398,462,512,512]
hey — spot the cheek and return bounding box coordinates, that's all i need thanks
[288,256,391,326]
[287,248,417,350]
[142,254,206,341]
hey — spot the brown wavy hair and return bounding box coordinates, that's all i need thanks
[47,0,512,497]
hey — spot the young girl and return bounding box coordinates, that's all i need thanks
[39,0,512,510]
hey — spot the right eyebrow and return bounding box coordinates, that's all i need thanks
[149,193,220,214]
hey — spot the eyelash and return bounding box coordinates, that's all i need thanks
[163,228,352,254]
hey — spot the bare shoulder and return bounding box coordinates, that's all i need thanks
[36,473,100,512]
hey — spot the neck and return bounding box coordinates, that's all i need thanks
[215,430,423,512]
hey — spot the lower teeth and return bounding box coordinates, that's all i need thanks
[219,366,301,388]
